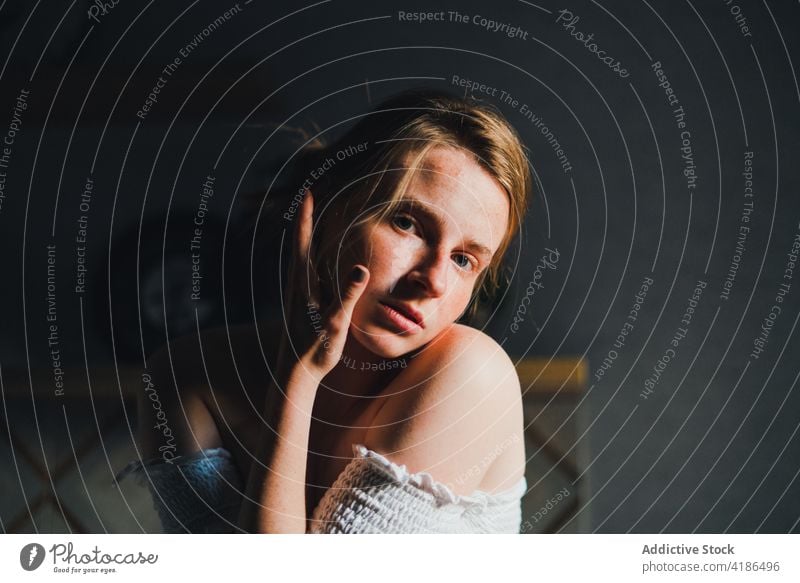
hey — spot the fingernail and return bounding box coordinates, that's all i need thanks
[351,266,366,282]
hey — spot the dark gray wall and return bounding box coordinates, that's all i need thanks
[0,0,798,533]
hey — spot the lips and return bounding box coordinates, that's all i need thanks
[379,301,425,329]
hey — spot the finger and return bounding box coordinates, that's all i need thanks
[292,190,314,299]
[325,265,369,332]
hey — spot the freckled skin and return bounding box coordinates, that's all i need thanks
[342,146,510,360]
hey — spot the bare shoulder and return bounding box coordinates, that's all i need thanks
[365,324,525,495]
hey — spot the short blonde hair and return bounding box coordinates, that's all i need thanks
[299,89,532,321]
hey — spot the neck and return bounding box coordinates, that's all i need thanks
[319,333,408,400]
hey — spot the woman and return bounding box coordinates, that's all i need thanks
[123,89,532,533]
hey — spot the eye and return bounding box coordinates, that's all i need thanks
[391,213,416,232]
[452,253,476,272]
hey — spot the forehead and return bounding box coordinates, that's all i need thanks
[400,146,510,253]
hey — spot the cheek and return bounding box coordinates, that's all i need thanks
[447,289,474,319]
[363,228,418,275]
[381,243,414,279]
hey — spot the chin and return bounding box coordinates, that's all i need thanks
[350,326,421,360]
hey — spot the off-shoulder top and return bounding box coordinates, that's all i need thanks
[309,444,527,534]
[117,444,527,534]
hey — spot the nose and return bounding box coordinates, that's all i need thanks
[408,249,449,297]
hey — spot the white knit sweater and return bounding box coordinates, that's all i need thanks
[309,444,527,534]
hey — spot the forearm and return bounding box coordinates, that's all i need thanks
[240,366,319,533]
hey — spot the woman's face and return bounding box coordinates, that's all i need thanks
[343,146,510,359]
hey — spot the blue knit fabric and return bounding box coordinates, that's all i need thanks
[115,448,243,533]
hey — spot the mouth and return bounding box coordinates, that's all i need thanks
[378,301,424,333]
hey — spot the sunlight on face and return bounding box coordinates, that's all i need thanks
[345,146,510,359]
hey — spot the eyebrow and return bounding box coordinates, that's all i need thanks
[396,199,494,260]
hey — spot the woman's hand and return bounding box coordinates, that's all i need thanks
[240,190,369,533]
[276,190,369,383]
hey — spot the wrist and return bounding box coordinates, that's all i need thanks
[275,352,322,384]
[274,359,322,406]
[264,358,320,413]
[284,361,324,392]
